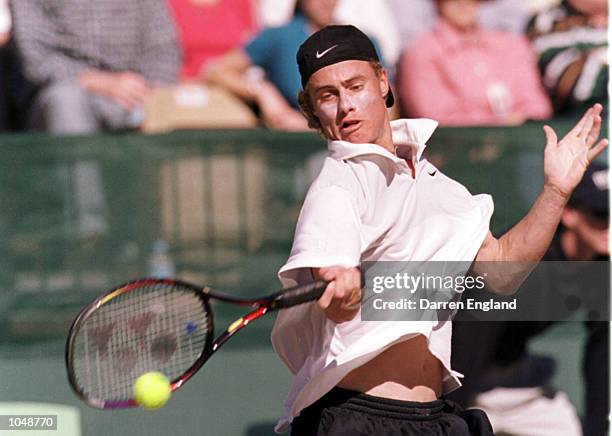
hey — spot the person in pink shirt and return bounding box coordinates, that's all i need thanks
[399,0,552,126]
[168,0,257,80]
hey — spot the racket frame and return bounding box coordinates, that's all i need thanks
[66,278,327,409]
[65,278,214,409]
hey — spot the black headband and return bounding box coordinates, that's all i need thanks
[296,25,394,107]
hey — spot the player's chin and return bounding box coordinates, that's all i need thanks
[339,125,367,143]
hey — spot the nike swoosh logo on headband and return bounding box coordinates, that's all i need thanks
[316,45,339,59]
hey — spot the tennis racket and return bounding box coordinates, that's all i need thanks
[65,278,327,409]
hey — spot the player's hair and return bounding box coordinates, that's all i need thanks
[297,61,385,133]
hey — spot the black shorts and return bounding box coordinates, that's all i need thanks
[291,387,493,436]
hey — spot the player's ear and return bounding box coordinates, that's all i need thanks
[298,88,323,132]
[378,68,389,102]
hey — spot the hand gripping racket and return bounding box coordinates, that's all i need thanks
[65,278,327,409]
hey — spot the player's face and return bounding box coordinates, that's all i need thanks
[306,60,390,146]
[437,0,480,31]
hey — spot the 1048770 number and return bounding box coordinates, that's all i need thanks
[1,415,57,430]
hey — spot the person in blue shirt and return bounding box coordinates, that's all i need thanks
[206,0,336,131]
[207,0,388,131]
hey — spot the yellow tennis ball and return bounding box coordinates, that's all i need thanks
[133,372,171,410]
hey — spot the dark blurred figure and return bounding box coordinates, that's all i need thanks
[400,0,552,126]
[527,0,608,115]
[10,0,180,133]
[451,162,610,436]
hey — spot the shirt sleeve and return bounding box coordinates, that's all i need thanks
[278,184,362,286]
[10,1,90,85]
[399,41,469,124]
[137,0,180,85]
[273,183,362,374]
[243,27,276,69]
[526,7,607,112]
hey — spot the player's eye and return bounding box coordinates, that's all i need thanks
[350,83,364,91]
[319,92,335,102]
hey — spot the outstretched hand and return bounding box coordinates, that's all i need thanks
[543,103,608,198]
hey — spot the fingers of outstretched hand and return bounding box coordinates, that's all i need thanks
[543,125,558,147]
[578,108,596,140]
[587,138,609,162]
[569,105,594,136]
[586,111,603,147]
[578,104,607,161]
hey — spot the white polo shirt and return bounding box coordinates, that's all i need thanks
[271,118,494,433]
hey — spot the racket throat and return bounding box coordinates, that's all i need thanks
[212,306,268,352]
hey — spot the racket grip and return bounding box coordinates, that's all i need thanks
[271,280,328,309]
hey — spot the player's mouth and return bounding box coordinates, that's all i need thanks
[340,119,361,136]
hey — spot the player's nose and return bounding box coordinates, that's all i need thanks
[337,90,355,115]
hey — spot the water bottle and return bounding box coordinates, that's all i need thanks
[148,240,176,278]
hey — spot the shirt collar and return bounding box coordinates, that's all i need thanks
[327,118,438,165]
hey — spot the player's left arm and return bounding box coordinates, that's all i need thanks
[473,103,608,294]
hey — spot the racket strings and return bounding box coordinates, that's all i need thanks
[72,282,210,402]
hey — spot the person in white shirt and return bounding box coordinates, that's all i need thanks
[272,24,607,435]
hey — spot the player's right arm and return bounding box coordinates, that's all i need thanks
[279,177,364,323]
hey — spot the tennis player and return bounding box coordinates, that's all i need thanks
[272,25,607,435]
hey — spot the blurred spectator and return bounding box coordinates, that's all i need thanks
[525,0,563,10]
[399,0,552,126]
[11,0,180,134]
[0,0,10,130]
[451,163,610,436]
[388,0,435,48]
[168,0,257,80]
[478,0,532,33]
[479,0,565,33]
[388,0,561,51]
[256,0,400,72]
[206,0,338,131]
[256,0,295,27]
[527,0,608,115]
[330,0,400,67]
[451,320,583,436]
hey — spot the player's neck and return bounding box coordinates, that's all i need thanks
[373,117,394,155]
[376,124,416,178]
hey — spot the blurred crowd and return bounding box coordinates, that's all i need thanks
[0,1,608,436]
[0,0,607,133]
